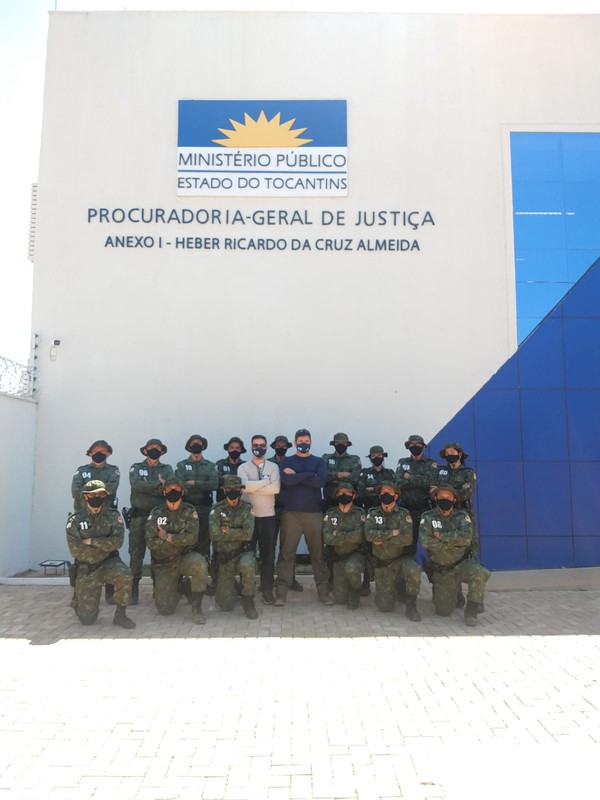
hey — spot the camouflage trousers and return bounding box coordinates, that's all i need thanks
[128,515,149,580]
[215,551,256,612]
[374,556,421,612]
[74,556,133,624]
[432,558,490,616]
[153,552,208,615]
[332,553,366,604]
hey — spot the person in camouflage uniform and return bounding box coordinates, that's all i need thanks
[209,475,258,620]
[364,483,422,621]
[269,435,303,593]
[215,436,246,501]
[145,476,207,624]
[66,480,135,629]
[71,439,121,605]
[128,438,173,604]
[175,434,218,559]
[395,434,438,556]
[322,432,362,508]
[433,443,478,552]
[420,485,490,627]
[357,446,396,510]
[322,483,367,609]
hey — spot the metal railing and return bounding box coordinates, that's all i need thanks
[0,355,34,398]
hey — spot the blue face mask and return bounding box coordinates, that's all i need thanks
[297,443,311,454]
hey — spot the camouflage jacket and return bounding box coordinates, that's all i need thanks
[215,458,246,501]
[433,464,477,508]
[129,461,174,512]
[175,457,219,507]
[419,507,473,565]
[356,465,396,509]
[209,499,254,553]
[364,504,414,561]
[145,501,199,562]
[322,452,362,504]
[66,506,124,564]
[322,504,366,555]
[394,456,438,509]
[71,462,120,512]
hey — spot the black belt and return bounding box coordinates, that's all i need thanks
[214,541,252,565]
[430,550,472,573]
[151,546,193,567]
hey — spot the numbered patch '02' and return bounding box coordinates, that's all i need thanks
[157,516,168,526]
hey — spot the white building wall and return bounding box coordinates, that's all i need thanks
[30,12,600,562]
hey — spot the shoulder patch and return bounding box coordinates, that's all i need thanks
[115,469,120,476]
[117,515,123,524]
[192,511,199,519]
[360,515,366,522]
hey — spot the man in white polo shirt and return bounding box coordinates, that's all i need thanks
[238,433,281,605]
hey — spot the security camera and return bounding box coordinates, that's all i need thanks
[52,339,61,346]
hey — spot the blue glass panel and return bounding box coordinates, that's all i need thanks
[480,535,527,570]
[521,390,567,461]
[566,251,600,285]
[428,401,475,461]
[518,317,540,343]
[513,213,565,250]
[523,462,572,536]
[510,133,562,182]
[573,537,600,567]
[563,319,600,388]
[527,537,574,569]
[476,461,525,536]
[565,183,600,249]
[515,249,568,283]
[518,317,565,388]
[570,462,600,537]
[562,259,600,318]
[483,354,519,390]
[561,132,600,182]
[513,181,564,213]
[516,282,571,319]
[474,390,522,461]
[567,390,600,460]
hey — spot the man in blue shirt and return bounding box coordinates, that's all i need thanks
[274,429,333,606]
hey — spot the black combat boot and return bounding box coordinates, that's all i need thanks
[241,596,258,620]
[130,578,140,606]
[456,585,466,608]
[190,592,206,625]
[474,602,485,613]
[178,576,193,604]
[405,595,421,622]
[464,600,479,627]
[396,581,407,603]
[290,577,303,592]
[113,605,136,629]
[360,573,371,597]
[347,589,360,610]
[105,583,116,605]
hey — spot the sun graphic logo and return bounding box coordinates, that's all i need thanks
[177,100,347,197]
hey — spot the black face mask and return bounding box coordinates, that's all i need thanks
[91,452,107,464]
[437,498,455,512]
[86,495,105,509]
[334,444,348,455]
[228,450,241,461]
[337,494,353,506]
[226,489,242,500]
[446,453,461,464]
[252,446,267,459]
[408,445,424,456]
[146,448,162,460]
[380,492,396,506]
[165,489,183,503]
[275,446,288,458]
[189,443,204,454]
[297,443,310,454]
[370,456,384,467]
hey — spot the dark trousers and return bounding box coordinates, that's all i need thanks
[252,515,278,592]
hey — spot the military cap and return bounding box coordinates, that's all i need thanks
[81,480,108,495]
[141,438,167,455]
[439,441,468,460]
[86,439,113,456]
[366,445,388,458]
[270,435,292,450]
[162,476,186,492]
[185,434,208,452]
[377,482,400,495]
[432,484,459,501]
[335,482,356,495]
[330,432,352,446]
[223,436,246,453]
[223,474,246,489]
[404,434,426,448]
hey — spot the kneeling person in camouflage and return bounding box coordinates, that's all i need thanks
[419,485,490,627]
[66,480,135,629]
[209,475,258,620]
[145,477,208,624]
[322,483,367,610]
[364,483,422,621]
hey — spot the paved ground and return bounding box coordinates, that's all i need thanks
[0,577,599,800]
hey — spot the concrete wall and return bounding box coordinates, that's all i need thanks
[30,12,600,562]
[0,394,36,574]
